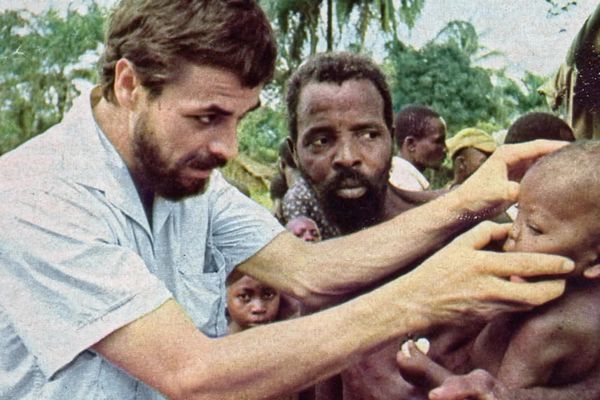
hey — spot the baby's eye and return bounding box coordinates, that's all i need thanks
[527,224,543,235]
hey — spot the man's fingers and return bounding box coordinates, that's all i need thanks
[480,251,574,278]
[496,139,568,167]
[495,140,568,181]
[494,278,567,306]
[453,221,510,249]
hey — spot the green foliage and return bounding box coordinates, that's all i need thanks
[387,39,498,132]
[0,4,105,154]
[386,20,550,188]
[237,105,288,164]
[261,0,425,84]
[386,21,549,136]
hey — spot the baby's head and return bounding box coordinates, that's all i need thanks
[226,270,281,332]
[504,141,600,278]
[286,216,321,242]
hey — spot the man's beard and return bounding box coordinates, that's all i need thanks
[304,163,390,235]
[132,115,227,201]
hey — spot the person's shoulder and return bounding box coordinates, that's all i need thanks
[516,284,600,347]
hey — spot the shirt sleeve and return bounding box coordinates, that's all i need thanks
[0,182,172,379]
[208,173,285,276]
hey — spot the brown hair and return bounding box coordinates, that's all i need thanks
[100,0,277,103]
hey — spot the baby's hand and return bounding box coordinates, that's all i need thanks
[429,369,509,400]
[396,339,451,390]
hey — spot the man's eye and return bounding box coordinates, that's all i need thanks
[527,224,543,235]
[195,114,218,125]
[309,137,328,149]
[361,130,380,140]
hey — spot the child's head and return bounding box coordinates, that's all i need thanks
[505,112,575,144]
[286,216,321,242]
[226,270,281,332]
[504,141,600,277]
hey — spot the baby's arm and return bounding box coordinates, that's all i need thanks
[429,366,600,400]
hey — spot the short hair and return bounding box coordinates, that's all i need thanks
[529,140,600,220]
[278,140,296,169]
[286,52,394,144]
[505,112,574,144]
[394,105,442,147]
[100,0,277,103]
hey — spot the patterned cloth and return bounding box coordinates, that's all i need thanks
[282,176,339,240]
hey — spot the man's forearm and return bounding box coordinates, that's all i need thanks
[288,190,471,305]
[96,281,431,400]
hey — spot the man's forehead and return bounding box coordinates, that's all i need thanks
[299,79,381,109]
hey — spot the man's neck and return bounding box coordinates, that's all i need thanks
[399,151,424,172]
[93,94,155,224]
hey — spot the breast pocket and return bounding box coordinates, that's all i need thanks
[176,246,229,338]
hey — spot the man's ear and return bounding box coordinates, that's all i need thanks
[113,58,142,110]
[455,155,466,173]
[286,137,299,167]
[405,136,416,152]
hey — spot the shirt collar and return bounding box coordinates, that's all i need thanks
[65,87,153,234]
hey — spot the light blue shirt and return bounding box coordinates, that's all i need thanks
[0,89,284,399]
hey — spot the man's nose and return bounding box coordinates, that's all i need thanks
[208,126,238,161]
[333,139,361,169]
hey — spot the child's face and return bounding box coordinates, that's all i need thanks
[504,168,599,275]
[287,217,321,242]
[227,275,281,330]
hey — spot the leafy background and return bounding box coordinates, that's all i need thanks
[0,0,582,204]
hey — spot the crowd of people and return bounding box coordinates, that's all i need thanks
[1,1,599,400]
[266,50,599,400]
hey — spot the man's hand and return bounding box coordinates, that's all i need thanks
[454,140,568,220]
[428,369,508,400]
[395,221,573,328]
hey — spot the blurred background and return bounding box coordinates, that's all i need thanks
[0,0,595,204]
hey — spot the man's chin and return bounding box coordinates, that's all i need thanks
[157,177,209,201]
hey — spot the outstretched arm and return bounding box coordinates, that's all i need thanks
[94,222,572,400]
[240,140,569,308]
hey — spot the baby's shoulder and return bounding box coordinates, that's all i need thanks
[519,284,600,346]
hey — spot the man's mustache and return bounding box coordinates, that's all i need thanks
[179,153,227,171]
[326,167,371,191]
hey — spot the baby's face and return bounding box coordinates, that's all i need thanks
[504,168,599,275]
